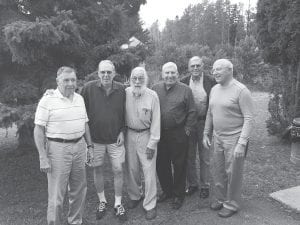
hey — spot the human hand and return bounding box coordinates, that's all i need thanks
[86,146,94,167]
[43,89,55,96]
[40,158,51,173]
[234,143,246,158]
[146,148,155,160]
[202,134,211,149]
[116,132,124,146]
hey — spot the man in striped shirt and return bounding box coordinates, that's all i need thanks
[34,66,94,225]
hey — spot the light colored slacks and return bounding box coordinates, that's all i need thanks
[212,135,245,211]
[47,139,87,225]
[187,119,210,188]
[125,130,157,210]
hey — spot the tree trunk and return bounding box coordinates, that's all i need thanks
[294,60,300,118]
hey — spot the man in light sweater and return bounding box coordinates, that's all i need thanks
[125,67,160,220]
[203,59,254,218]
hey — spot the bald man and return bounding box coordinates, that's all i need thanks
[125,67,160,220]
[81,60,127,221]
[203,59,254,218]
[153,62,196,209]
[181,56,216,198]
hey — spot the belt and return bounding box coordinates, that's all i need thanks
[197,115,206,121]
[47,137,82,143]
[127,127,150,133]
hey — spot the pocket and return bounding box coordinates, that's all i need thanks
[139,107,151,121]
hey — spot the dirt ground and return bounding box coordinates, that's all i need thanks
[0,92,300,225]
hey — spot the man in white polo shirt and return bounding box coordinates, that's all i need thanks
[34,66,94,225]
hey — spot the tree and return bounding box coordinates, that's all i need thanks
[257,0,300,135]
[0,0,149,148]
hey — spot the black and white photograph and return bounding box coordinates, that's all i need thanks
[0,0,299,224]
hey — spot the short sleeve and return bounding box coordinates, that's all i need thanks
[34,97,50,127]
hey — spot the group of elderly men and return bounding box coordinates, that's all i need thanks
[34,56,254,225]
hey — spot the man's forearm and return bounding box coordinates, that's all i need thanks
[84,123,93,146]
[33,125,48,161]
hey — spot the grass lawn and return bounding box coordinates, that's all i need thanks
[0,92,299,225]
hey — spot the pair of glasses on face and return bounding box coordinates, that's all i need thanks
[191,64,202,68]
[100,70,113,75]
[131,77,145,82]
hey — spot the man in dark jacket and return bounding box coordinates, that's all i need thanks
[180,56,216,198]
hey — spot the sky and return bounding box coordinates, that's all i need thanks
[139,0,258,29]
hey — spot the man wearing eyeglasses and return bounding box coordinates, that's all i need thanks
[180,56,216,198]
[81,60,127,221]
[125,67,160,220]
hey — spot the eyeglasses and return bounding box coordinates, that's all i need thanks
[100,70,113,75]
[131,77,145,82]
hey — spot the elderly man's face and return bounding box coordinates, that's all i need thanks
[189,58,204,77]
[212,61,232,85]
[131,70,146,88]
[162,66,178,87]
[98,63,115,86]
[57,71,77,97]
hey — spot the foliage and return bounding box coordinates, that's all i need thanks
[0,0,149,147]
[257,0,300,135]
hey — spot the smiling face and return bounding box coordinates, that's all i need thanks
[162,63,179,88]
[98,61,115,87]
[212,59,233,86]
[189,57,204,78]
[56,69,77,97]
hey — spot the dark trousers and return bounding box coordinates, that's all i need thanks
[156,127,189,199]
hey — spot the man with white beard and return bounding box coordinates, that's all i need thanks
[125,67,161,220]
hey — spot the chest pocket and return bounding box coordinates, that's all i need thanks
[138,106,152,122]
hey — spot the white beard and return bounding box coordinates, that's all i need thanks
[132,86,146,97]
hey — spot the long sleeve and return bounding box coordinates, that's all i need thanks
[184,88,197,131]
[147,93,161,150]
[204,103,213,136]
[237,88,254,145]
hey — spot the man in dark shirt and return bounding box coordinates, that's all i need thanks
[152,62,196,210]
[181,56,216,198]
[81,60,127,222]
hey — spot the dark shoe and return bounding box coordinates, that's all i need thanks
[185,186,198,196]
[145,207,157,220]
[114,204,127,222]
[127,197,143,209]
[157,193,172,203]
[172,197,184,210]
[210,201,223,211]
[218,207,237,218]
[199,187,209,199]
[96,201,107,220]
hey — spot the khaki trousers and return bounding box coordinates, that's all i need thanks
[47,139,87,225]
[125,130,157,210]
[212,135,245,211]
[187,119,210,188]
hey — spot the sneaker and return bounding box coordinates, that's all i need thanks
[96,201,107,220]
[145,207,157,220]
[114,204,127,222]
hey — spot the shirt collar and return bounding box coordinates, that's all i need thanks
[97,80,119,91]
[164,81,178,91]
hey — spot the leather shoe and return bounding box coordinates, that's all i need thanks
[218,207,237,218]
[199,187,209,199]
[185,186,198,196]
[157,193,172,203]
[172,197,184,210]
[210,201,223,211]
[145,207,157,220]
[127,197,143,209]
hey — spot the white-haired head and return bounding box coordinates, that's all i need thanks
[188,56,204,77]
[98,60,115,71]
[162,62,178,73]
[212,59,234,86]
[130,66,148,96]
